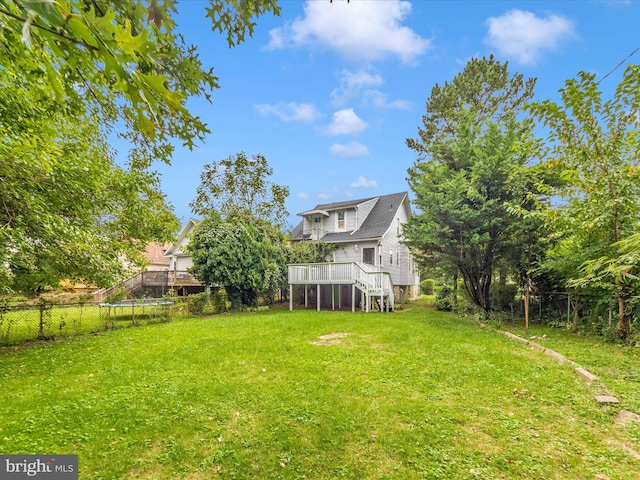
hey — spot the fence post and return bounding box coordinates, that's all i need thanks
[39,302,45,339]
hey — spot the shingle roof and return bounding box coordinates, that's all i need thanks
[290,192,408,243]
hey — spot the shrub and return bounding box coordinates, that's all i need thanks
[434,285,453,311]
[106,291,126,304]
[420,279,436,295]
[211,287,229,314]
[188,292,210,315]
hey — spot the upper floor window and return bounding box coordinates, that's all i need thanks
[336,210,346,231]
[389,249,393,265]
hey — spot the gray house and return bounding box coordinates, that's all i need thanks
[288,192,420,312]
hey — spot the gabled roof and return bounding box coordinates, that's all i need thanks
[164,218,198,256]
[290,192,409,243]
[296,197,376,216]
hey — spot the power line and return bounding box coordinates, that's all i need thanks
[597,45,640,85]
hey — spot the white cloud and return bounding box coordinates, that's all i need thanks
[265,0,431,64]
[329,141,369,157]
[484,10,576,65]
[331,68,384,105]
[296,192,311,199]
[350,176,378,188]
[362,90,410,110]
[255,102,321,122]
[317,190,334,200]
[322,108,368,136]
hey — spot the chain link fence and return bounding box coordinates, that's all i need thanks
[499,291,640,333]
[0,298,191,346]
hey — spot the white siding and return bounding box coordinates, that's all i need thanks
[333,241,379,265]
[379,197,419,288]
[174,255,193,271]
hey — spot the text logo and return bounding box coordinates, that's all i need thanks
[1,455,78,479]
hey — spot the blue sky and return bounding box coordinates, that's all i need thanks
[149,0,640,229]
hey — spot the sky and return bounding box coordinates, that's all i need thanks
[145,0,640,230]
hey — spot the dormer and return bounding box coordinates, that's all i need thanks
[298,209,329,240]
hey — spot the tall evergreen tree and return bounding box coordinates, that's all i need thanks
[405,56,539,314]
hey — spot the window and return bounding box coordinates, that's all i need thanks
[336,210,346,231]
[389,249,393,265]
[363,248,375,265]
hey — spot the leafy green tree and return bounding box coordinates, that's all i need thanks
[191,152,290,227]
[0,0,280,165]
[405,57,539,314]
[527,66,640,335]
[0,1,281,292]
[0,55,179,292]
[187,213,288,307]
[287,241,337,264]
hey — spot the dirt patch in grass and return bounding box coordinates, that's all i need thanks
[310,332,350,346]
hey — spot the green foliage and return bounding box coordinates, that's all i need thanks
[490,283,518,312]
[187,292,210,316]
[187,214,288,308]
[420,279,435,295]
[0,13,180,293]
[0,1,279,164]
[210,287,230,314]
[434,285,454,311]
[527,66,640,335]
[0,1,281,293]
[288,240,338,264]
[105,291,127,304]
[405,56,540,314]
[190,152,290,227]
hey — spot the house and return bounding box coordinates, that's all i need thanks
[94,221,204,301]
[288,192,420,312]
[164,219,197,272]
[142,242,171,271]
[163,219,204,295]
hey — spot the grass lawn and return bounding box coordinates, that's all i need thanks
[1,300,639,479]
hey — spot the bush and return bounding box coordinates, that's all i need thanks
[210,287,229,314]
[420,279,436,295]
[106,291,126,304]
[435,285,454,311]
[188,292,210,315]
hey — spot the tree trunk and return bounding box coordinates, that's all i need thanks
[452,271,458,309]
[617,295,630,337]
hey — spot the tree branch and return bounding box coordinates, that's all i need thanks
[0,7,98,52]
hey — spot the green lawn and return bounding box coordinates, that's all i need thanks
[1,301,639,479]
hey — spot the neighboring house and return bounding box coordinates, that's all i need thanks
[94,221,204,301]
[288,192,420,312]
[71,243,170,296]
[142,242,171,271]
[163,219,204,295]
[164,219,198,272]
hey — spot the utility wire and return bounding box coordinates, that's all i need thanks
[597,46,640,84]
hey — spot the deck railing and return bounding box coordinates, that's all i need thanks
[288,262,394,304]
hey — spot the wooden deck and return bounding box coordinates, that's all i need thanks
[288,262,394,312]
